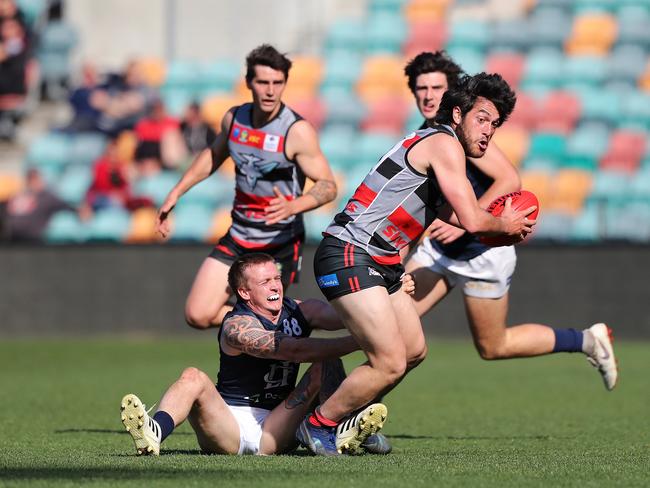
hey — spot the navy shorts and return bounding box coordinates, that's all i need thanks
[313,235,404,301]
[209,232,303,288]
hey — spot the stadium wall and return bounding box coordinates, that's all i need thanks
[1,245,648,339]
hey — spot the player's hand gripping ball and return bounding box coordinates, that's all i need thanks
[479,190,539,247]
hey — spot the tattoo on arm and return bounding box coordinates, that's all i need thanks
[319,358,346,404]
[223,315,288,357]
[285,370,312,409]
[306,179,336,206]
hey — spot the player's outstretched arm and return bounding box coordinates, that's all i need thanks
[221,313,359,362]
[155,109,235,238]
[298,299,345,331]
[265,120,337,225]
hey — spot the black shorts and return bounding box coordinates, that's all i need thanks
[313,235,404,301]
[209,232,303,288]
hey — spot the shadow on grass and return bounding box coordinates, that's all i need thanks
[390,433,568,441]
[54,428,191,435]
[0,466,251,481]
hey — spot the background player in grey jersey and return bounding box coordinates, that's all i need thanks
[120,253,388,456]
[403,52,617,391]
[155,45,337,330]
[299,73,537,456]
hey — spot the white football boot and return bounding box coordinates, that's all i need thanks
[120,393,161,455]
[585,323,618,391]
[335,403,388,455]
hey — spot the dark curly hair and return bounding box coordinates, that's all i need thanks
[434,73,516,127]
[404,51,464,93]
[245,44,292,83]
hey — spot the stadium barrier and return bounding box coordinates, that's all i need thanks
[0,244,648,338]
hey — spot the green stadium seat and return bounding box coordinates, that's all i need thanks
[607,44,647,85]
[529,8,572,48]
[162,60,202,98]
[405,106,424,132]
[489,20,531,53]
[369,0,407,15]
[365,13,407,54]
[573,0,616,14]
[181,173,234,208]
[16,0,48,26]
[447,19,490,52]
[55,165,92,205]
[588,170,631,206]
[570,202,601,241]
[562,56,607,90]
[576,87,621,125]
[356,133,396,168]
[630,168,650,198]
[325,19,366,55]
[522,48,565,91]
[45,210,87,243]
[199,59,241,97]
[86,207,131,242]
[133,171,182,207]
[533,211,574,241]
[68,133,108,166]
[565,123,610,170]
[304,212,335,244]
[616,5,650,47]
[169,203,213,242]
[618,92,650,130]
[322,90,366,130]
[37,21,77,99]
[527,132,567,165]
[318,126,357,171]
[444,47,485,76]
[605,201,650,241]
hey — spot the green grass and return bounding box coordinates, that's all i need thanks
[0,338,648,487]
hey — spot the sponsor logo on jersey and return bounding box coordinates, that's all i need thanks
[236,151,280,188]
[368,267,382,277]
[264,134,280,152]
[230,123,284,152]
[317,273,339,288]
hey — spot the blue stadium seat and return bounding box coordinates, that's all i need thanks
[562,56,607,89]
[565,123,610,169]
[318,126,357,171]
[607,44,647,85]
[588,170,631,204]
[532,211,574,241]
[37,21,77,99]
[630,168,650,198]
[570,202,601,241]
[68,133,108,166]
[605,201,650,241]
[529,8,572,48]
[85,208,131,242]
[162,60,202,98]
[27,133,72,173]
[619,92,650,130]
[489,20,531,53]
[522,48,565,91]
[181,174,234,208]
[55,165,93,205]
[169,203,213,242]
[161,89,194,117]
[576,88,621,125]
[325,18,366,55]
[444,47,485,75]
[133,171,182,207]
[304,212,335,244]
[365,13,407,54]
[405,106,424,132]
[356,133,395,168]
[447,19,490,52]
[616,5,650,47]
[199,59,241,98]
[573,0,616,13]
[45,210,87,243]
[321,52,363,94]
[322,90,366,130]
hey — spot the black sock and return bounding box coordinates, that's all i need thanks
[153,411,175,442]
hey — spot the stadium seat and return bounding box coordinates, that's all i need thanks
[535,91,581,134]
[290,97,326,131]
[356,56,411,103]
[181,173,234,208]
[520,169,552,209]
[325,18,366,55]
[68,133,108,166]
[55,165,93,205]
[403,20,448,58]
[522,48,565,92]
[630,167,650,198]
[133,171,182,207]
[45,210,87,243]
[565,12,618,56]
[491,125,530,167]
[0,173,23,201]
[283,57,324,103]
[485,52,525,90]
[85,207,131,242]
[505,91,537,130]
[136,58,167,88]
[206,206,233,243]
[162,60,202,98]
[528,7,573,48]
[361,96,411,136]
[562,56,607,90]
[489,20,531,53]
[369,0,407,16]
[606,44,647,85]
[365,12,407,54]
[605,201,650,241]
[26,132,72,173]
[599,130,647,172]
[199,58,241,98]
[444,46,485,76]
[404,0,451,22]
[446,19,490,52]
[169,203,213,242]
[570,202,600,241]
[527,132,567,165]
[318,125,357,171]
[547,168,593,214]
[405,106,424,132]
[200,94,247,129]
[576,87,621,125]
[37,21,78,100]
[304,211,335,244]
[16,0,48,26]
[321,52,363,95]
[125,207,159,243]
[322,90,366,130]
[572,0,616,13]
[616,5,650,47]
[588,170,631,204]
[618,91,650,130]
[565,122,610,170]
[533,211,575,241]
[356,133,396,167]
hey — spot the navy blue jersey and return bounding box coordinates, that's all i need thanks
[419,121,492,261]
[216,297,312,410]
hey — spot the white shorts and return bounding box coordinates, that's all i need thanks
[410,239,517,299]
[228,405,271,455]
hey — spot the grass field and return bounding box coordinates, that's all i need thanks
[0,338,648,487]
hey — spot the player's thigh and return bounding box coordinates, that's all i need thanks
[390,285,426,361]
[463,293,509,344]
[187,384,241,455]
[331,287,406,368]
[259,363,321,454]
[405,256,452,316]
[185,257,232,315]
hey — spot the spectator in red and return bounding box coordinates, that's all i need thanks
[134,97,187,174]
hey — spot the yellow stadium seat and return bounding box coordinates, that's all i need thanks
[116,130,137,163]
[136,58,166,87]
[356,56,412,103]
[201,94,248,128]
[206,207,232,243]
[492,125,530,168]
[126,207,160,243]
[0,173,24,201]
[548,169,593,215]
[520,169,552,210]
[565,13,618,56]
[639,61,650,92]
[404,0,451,22]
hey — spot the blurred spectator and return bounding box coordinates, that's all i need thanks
[4,168,75,242]
[180,101,217,156]
[134,97,187,174]
[0,0,29,34]
[90,60,156,136]
[0,18,28,139]
[63,62,103,132]
[84,138,153,213]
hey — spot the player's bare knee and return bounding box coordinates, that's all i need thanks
[376,356,407,385]
[407,343,428,370]
[179,367,210,389]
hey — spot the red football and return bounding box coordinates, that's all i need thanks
[479,190,540,247]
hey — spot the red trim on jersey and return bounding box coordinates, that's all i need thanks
[351,183,377,208]
[289,271,296,284]
[230,233,278,250]
[230,123,285,152]
[370,253,401,265]
[293,241,300,261]
[214,244,235,256]
[402,134,421,148]
[348,276,361,292]
[344,243,356,267]
[387,206,425,241]
[234,189,295,210]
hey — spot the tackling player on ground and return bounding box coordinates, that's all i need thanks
[403,52,617,391]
